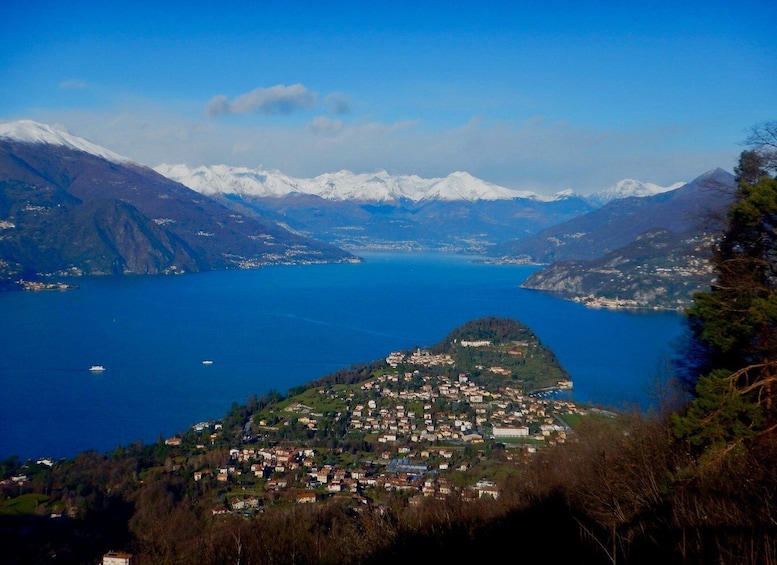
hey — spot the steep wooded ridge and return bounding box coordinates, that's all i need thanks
[519,229,719,310]
[515,169,737,309]
[0,138,358,286]
[501,168,736,263]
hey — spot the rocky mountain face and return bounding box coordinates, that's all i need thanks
[0,129,358,286]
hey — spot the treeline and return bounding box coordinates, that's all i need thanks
[433,316,539,352]
[287,359,386,397]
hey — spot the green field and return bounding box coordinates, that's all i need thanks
[0,493,51,516]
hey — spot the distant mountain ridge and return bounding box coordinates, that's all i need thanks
[0,121,357,286]
[156,162,683,205]
[154,164,682,253]
[0,120,684,209]
[155,164,555,203]
[589,178,686,205]
[515,169,738,310]
[156,183,599,252]
[497,168,736,264]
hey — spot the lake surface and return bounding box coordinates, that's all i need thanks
[0,252,685,461]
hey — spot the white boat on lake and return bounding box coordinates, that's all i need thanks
[89,365,106,372]
[202,360,213,365]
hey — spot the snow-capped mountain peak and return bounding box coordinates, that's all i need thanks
[153,163,301,198]
[156,164,544,203]
[549,188,585,201]
[590,178,685,204]
[423,171,538,202]
[311,169,408,201]
[0,119,132,164]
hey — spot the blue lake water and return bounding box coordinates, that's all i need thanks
[0,252,686,461]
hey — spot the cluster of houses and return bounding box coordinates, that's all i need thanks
[346,358,579,445]
[201,444,503,515]
[385,348,455,368]
[16,279,76,291]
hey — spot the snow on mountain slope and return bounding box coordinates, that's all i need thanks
[423,171,540,201]
[156,164,555,203]
[0,119,132,164]
[154,164,302,197]
[591,178,685,204]
[306,169,409,201]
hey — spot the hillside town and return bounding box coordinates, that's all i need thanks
[160,337,591,517]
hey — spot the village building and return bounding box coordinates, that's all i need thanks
[102,551,134,565]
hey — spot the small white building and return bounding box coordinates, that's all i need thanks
[102,551,134,565]
[492,425,530,438]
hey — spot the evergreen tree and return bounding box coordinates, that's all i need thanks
[673,129,777,452]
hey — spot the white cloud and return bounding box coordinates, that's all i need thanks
[206,83,317,117]
[58,79,88,90]
[325,92,351,115]
[308,116,344,135]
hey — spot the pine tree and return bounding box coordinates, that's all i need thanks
[673,130,777,453]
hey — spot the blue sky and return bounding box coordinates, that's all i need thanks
[2,0,776,195]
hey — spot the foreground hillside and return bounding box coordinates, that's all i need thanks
[4,312,777,564]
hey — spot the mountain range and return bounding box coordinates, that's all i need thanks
[0,120,357,287]
[156,162,683,205]
[154,164,549,203]
[0,119,734,308]
[156,164,683,253]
